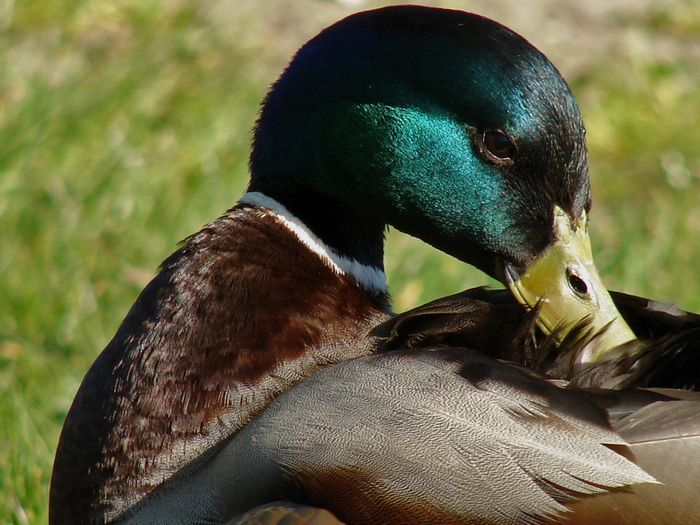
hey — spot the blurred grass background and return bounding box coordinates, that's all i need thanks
[1,0,699,522]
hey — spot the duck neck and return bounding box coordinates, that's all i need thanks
[242,185,388,295]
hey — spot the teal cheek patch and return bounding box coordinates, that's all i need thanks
[314,102,524,263]
[354,105,517,255]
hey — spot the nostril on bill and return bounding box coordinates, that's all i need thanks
[567,270,589,296]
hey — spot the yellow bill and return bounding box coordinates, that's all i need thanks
[502,206,636,371]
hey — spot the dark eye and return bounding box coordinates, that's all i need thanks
[483,131,516,161]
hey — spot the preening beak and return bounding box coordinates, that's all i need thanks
[502,206,637,371]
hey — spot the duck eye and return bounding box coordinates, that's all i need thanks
[483,131,516,161]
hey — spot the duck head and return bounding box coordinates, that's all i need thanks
[249,6,634,364]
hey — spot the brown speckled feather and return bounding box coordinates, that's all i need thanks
[50,203,389,524]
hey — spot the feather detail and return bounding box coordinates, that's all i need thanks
[119,349,655,524]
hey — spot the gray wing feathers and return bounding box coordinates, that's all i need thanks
[118,349,655,524]
[244,350,655,523]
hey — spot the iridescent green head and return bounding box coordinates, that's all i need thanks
[251,6,589,273]
[249,6,635,361]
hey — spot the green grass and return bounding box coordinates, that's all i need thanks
[1,1,699,522]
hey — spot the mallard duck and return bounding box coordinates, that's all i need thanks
[50,5,642,523]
